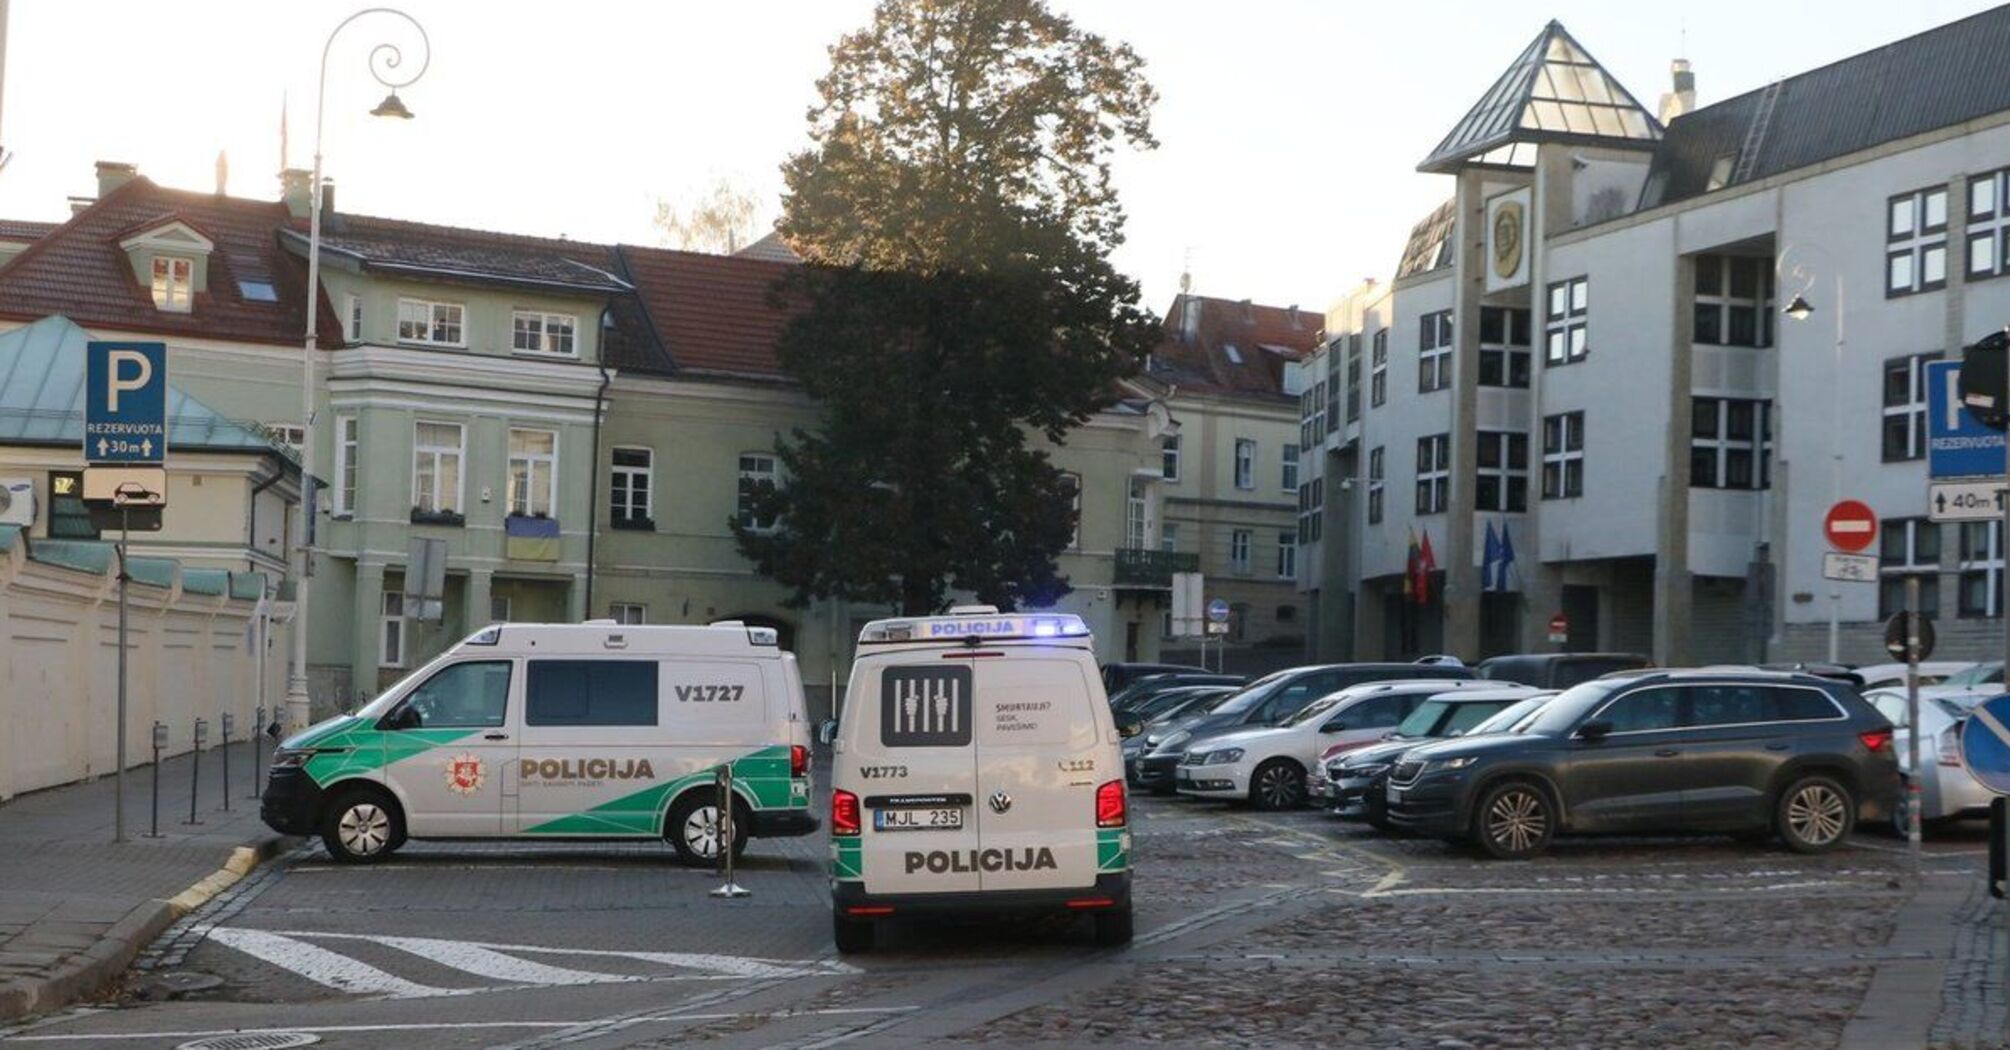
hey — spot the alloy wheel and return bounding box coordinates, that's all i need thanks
[1486,788,1547,854]
[683,804,722,859]
[338,803,391,857]
[1257,765,1301,808]
[1787,783,1847,846]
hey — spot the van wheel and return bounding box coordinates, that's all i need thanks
[1093,904,1134,947]
[1779,775,1854,853]
[1250,760,1305,811]
[1471,780,1553,860]
[666,793,750,867]
[322,786,404,864]
[833,912,875,954]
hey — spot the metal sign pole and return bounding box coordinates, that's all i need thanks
[220,712,233,812]
[114,507,130,844]
[709,764,748,899]
[251,704,266,799]
[1906,577,1923,863]
[148,721,164,838]
[185,717,204,825]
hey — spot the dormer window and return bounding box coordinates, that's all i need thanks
[151,256,193,312]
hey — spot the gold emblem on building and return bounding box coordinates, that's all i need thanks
[1492,201,1524,280]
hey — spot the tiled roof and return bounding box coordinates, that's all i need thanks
[1396,199,1457,279]
[610,245,798,379]
[1643,5,2010,208]
[0,178,336,346]
[1147,294,1317,401]
[0,313,295,461]
[0,219,57,242]
[289,213,632,294]
[734,231,803,263]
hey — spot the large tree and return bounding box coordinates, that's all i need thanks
[653,177,761,254]
[735,0,1160,614]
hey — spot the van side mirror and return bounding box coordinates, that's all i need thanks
[1118,720,1142,739]
[817,718,839,746]
[1577,719,1613,742]
[381,706,421,731]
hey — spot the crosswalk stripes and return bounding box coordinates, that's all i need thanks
[206,927,856,999]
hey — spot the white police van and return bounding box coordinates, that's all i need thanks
[261,621,817,865]
[828,607,1131,953]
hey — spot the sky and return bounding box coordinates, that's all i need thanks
[0,1,2000,318]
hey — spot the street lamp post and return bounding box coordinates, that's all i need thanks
[1780,246,1845,666]
[284,8,429,733]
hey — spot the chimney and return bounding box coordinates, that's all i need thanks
[1657,59,1696,124]
[215,150,229,197]
[1180,295,1201,344]
[1287,304,1301,329]
[281,167,313,219]
[95,160,137,198]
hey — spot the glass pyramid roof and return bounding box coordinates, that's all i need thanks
[1419,21,1662,173]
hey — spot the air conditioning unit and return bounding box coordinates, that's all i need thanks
[0,478,34,526]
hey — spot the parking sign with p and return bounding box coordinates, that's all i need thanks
[85,341,167,463]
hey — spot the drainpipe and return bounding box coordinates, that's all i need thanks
[583,305,614,618]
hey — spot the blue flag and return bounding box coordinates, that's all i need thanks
[1483,520,1501,592]
[1497,521,1517,591]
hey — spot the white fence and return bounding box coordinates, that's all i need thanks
[0,529,282,802]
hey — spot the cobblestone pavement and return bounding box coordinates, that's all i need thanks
[0,794,2001,1049]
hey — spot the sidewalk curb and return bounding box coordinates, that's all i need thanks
[0,834,297,1022]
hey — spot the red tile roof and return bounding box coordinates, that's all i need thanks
[0,178,335,346]
[1148,294,1318,400]
[610,245,798,379]
[0,219,58,242]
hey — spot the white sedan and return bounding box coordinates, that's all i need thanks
[1174,679,1498,809]
[1863,688,1998,827]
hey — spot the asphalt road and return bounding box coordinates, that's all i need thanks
[0,798,1995,1049]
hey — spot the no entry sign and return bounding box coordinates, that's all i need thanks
[1824,500,1878,553]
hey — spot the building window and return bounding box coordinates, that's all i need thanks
[1475,431,1529,513]
[1693,254,1774,348]
[1882,352,1940,462]
[380,591,406,668]
[1880,517,1941,619]
[512,311,578,356]
[1960,521,2002,618]
[1234,439,1256,490]
[1542,411,1585,500]
[396,297,466,346]
[1418,310,1453,392]
[346,294,363,342]
[1161,435,1181,482]
[610,602,646,625]
[1161,522,1179,552]
[507,428,557,517]
[1310,477,1323,541]
[737,453,778,533]
[1326,344,1343,434]
[333,415,357,516]
[1298,478,1325,545]
[1281,443,1300,492]
[1277,604,1297,623]
[1968,167,2010,280]
[489,595,512,624]
[1127,477,1150,548]
[412,421,464,514]
[1276,530,1297,579]
[1370,328,1389,407]
[1888,185,1949,297]
[1367,446,1385,525]
[1061,471,1081,548]
[1545,277,1589,365]
[1415,433,1450,514]
[1690,398,1772,490]
[1230,529,1252,575]
[610,447,652,528]
[1478,307,1531,388]
[150,255,193,312]
[1345,335,1363,422]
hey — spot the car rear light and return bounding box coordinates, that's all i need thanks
[1065,897,1116,909]
[1095,779,1127,828]
[845,905,894,916]
[832,789,861,836]
[1858,728,1893,754]
[791,744,809,778]
[1939,725,1963,766]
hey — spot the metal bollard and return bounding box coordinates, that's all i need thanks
[250,705,266,799]
[220,712,234,812]
[148,722,166,838]
[709,763,749,899]
[185,718,206,826]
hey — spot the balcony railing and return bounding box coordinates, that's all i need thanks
[1113,547,1199,588]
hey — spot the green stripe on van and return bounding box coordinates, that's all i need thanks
[304,724,479,786]
[832,838,862,880]
[1097,828,1128,872]
[520,746,799,836]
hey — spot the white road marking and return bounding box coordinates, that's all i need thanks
[206,928,446,999]
[4,1009,918,1042]
[366,935,641,986]
[279,931,850,979]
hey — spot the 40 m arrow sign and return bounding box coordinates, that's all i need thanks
[84,341,167,464]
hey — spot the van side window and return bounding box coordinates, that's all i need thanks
[526,660,659,726]
[391,661,512,728]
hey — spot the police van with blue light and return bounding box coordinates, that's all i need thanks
[826,606,1132,953]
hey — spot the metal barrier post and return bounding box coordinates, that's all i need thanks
[250,705,266,799]
[185,718,206,825]
[220,712,234,812]
[148,722,165,838]
[709,763,749,899]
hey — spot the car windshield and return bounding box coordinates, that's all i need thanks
[1469,696,1547,735]
[1135,688,1206,719]
[1523,680,1624,735]
[1942,663,2003,687]
[1934,696,1979,721]
[1392,698,1456,738]
[1211,669,1295,716]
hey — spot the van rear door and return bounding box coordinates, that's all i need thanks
[972,655,1104,892]
[854,659,982,896]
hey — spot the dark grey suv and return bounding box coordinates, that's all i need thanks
[1383,670,1899,859]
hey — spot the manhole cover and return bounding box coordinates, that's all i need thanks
[149,971,225,995]
[175,1034,320,1050]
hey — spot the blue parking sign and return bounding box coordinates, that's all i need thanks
[1927,360,2006,478]
[1960,695,2010,795]
[84,341,167,463]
